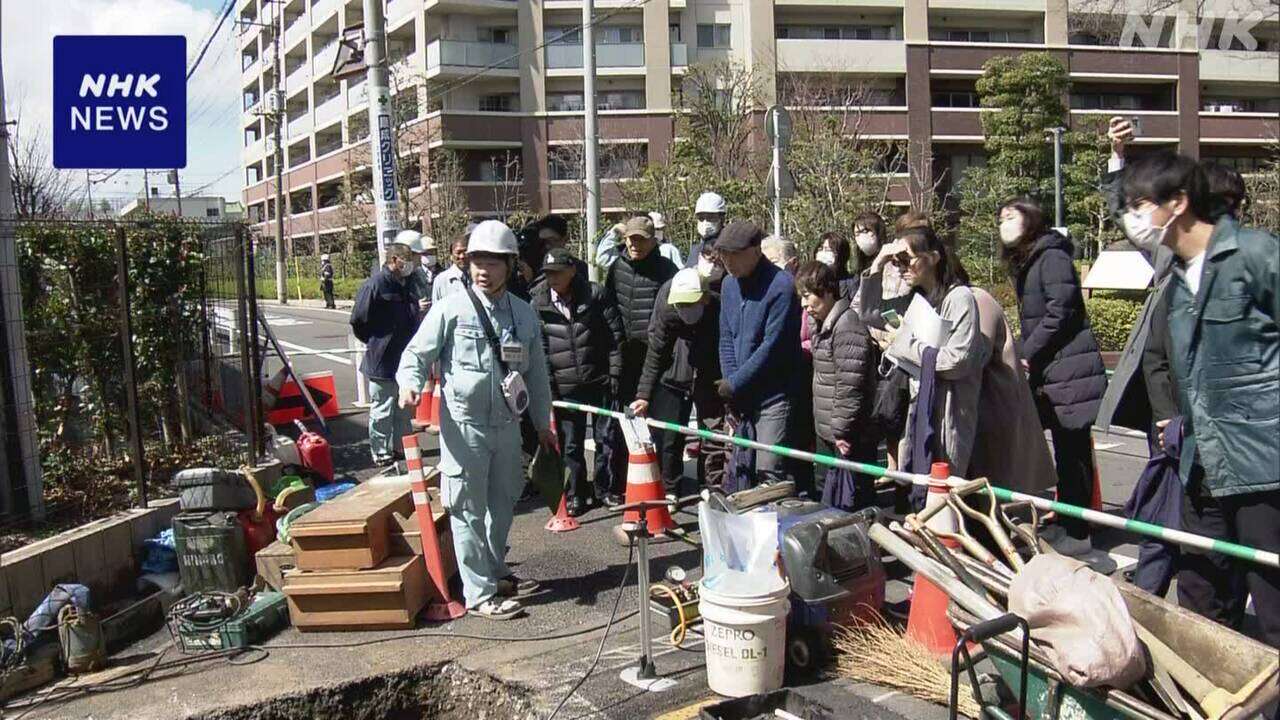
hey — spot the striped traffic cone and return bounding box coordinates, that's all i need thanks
[613,443,676,546]
[403,433,466,621]
[413,378,439,434]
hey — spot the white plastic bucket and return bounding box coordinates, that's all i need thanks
[699,577,790,697]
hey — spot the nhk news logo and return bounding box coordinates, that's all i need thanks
[53,35,186,170]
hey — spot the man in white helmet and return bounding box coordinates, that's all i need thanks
[393,228,434,317]
[396,220,555,620]
[686,191,727,269]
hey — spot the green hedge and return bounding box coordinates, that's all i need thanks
[1086,296,1142,352]
[258,276,364,301]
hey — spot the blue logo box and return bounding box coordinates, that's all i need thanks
[53,35,186,169]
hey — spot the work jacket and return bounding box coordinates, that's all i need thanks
[350,267,417,381]
[1167,217,1279,497]
[530,276,624,400]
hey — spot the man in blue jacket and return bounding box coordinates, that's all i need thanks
[349,243,419,466]
[716,221,804,486]
[1120,151,1279,658]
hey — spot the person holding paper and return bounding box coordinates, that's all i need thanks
[883,225,989,502]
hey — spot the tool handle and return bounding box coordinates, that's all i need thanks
[966,613,1025,642]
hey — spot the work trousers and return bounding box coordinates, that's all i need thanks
[1049,423,1095,539]
[1178,486,1280,655]
[556,386,605,504]
[650,384,693,494]
[596,342,648,496]
[322,281,336,309]
[697,412,730,493]
[438,418,524,608]
[368,378,411,462]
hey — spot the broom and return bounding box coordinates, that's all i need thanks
[833,615,981,719]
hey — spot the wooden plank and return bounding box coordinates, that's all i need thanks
[290,482,412,571]
[284,555,427,631]
[254,540,296,592]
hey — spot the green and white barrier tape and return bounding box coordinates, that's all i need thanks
[553,399,1280,570]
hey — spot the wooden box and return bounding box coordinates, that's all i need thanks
[283,555,428,631]
[289,482,413,571]
[255,540,296,592]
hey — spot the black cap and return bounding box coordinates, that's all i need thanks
[714,221,764,252]
[542,247,577,271]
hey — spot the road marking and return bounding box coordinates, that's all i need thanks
[1094,442,1122,451]
[263,313,312,327]
[276,338,352,366]
[873,690,901,703]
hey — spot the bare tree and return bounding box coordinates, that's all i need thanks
[678,59,767,181]
[422,147,469,245]
[8,121,76,219]
[487,150,527,221]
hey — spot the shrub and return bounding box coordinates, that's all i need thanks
[1086,296,1143,352]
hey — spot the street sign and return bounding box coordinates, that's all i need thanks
[765,159,797,199]
[331,24,368,81]
[266,372,340,425]
[765,105,792,148]
[53,35,187,169]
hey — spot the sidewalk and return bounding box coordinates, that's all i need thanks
[259,298,354,311]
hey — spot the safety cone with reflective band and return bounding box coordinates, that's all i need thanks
[543,413,580,533]
[621,446,676,535]
[907,462,961,657]
[413,378,440,433]
[402,433,466,620]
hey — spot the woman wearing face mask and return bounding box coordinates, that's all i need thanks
[999,196,1107,555]
[883,226,989,502]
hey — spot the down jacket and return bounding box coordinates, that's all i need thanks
[810,296,876,447]
[531,276,624,400]
[605,250,679,344]
[1015,232,1107,430]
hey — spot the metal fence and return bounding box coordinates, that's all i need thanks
[0,218,263,540]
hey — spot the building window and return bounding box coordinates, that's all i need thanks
[478,94,516,112]
[206,208,221,217]
[697,24,731,48]
[1070,93,1144,110]
[600,143,646,179]
[549,27,583,45]
[1202,96,1280,113]
[931,28,1030,43]
[548,150,581,181]
[669,24,682,43]
[478,27,514,44]
[1201,156,1267,173]
[547,90,644,111]
[597,26,643,44]
[932,91,979,108]
[776,25,894,40]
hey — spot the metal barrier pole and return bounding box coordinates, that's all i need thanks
[552,399,1280,570]
[232,227,258,466]
[115,227,148,509]
[350,333,370,408]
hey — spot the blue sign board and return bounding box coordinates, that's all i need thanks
[53,35,186,169]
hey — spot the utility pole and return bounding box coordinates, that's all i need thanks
[0,49,45,520]
[169,169,184,217]
[271,2,288,303]
[1047,126,1066,230]
[771,110,782,238]
[362,0,401,266]
[143,168,151,211]
[582,0,600,281]
[86,170,93,219]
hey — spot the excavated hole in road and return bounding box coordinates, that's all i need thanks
[194,662,534,720]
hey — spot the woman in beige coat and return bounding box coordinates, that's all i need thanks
[969,287,1057,493]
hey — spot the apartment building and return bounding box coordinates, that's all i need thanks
[236,0,1280,250]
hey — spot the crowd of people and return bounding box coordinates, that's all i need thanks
[344,114,1277,664]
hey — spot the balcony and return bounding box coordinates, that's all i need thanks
[285,62,310,95]
[310,0,337,21]
[931,109,985,137]
[1070,110,1178,139]
[243,136,266,161]
[777,39,905,74]
[670,43,688,67]
[315,91,344,125]
[313,40,339,77]
[1065,47,1179,77]
[287,112,314,138]
[284,15,308,49]
[1200,112,1280,142]
[389,51,421,77]
[545,43,645,70]
[385,0,416,25]
[1200,49,1280,83]
[426,39,518,76]
[425,0,517,11]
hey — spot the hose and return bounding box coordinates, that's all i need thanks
[648,583,693,648]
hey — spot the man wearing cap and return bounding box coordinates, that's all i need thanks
[393,229,434,317]
[599,215,679,503]
[319,253,336,308]
[717,221,804,487]
[632,267,729,492]
[350,243,420,467]
[397,220,555,620]
[532,248,625,515]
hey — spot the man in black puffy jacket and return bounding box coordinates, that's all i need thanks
[632,267,727,493]
[601,215,679,500]
[532,248,624,515]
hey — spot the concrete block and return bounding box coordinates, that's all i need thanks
[101,519,136,603]
[71,529,110,601]
[39,541,77,590]
[8,556,46,620]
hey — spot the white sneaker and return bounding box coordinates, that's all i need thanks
[1042,525,1093,557]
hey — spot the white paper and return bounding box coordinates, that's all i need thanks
[886,294,952,379]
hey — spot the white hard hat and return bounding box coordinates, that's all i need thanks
[694,192,727,215]
[320,253,330,261]
[467,220,518,256]
[648,211,666,230]
[393,229,430,255]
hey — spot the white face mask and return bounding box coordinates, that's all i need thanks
[675,303,705,325]
[815,249,837,267]
[423,255,436,267]
[697,219,720,239]
[696,256,716,278]
[998,218,1024,247]
[855,232,879,257]
[654,230,665,242]
[1122,206,1175,254]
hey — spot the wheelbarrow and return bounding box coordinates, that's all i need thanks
[949,585,1279,720]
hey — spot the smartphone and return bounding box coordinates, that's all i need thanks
[1129,115,1141,138]
[881,309,902,329]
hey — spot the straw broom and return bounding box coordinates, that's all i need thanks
[833,615,981,719]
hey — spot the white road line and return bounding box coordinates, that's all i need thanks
[276,338,352,366]
[1094,442,1122,451]
[872,690,900,703]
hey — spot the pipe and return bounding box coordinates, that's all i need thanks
[553,400,1280,569]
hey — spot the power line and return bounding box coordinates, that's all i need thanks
[187,0,236,81]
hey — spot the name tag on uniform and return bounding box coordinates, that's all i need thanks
[501,342,526,365]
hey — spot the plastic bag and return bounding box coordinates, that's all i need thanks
[698,503,781,594]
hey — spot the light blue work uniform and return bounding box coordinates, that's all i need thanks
[396,286,552,608]
[594,229,683,271]
[431,264,467,303]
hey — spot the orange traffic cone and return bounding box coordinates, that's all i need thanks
[545,494,580,533]
[906,535,962,657]
[616,445,676,541]
[1089,438,1103,511]
[403,433,466,621]
[413,379,440,434]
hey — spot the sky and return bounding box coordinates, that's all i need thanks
[2,0,244,205]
